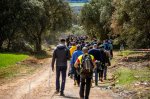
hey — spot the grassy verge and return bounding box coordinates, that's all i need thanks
[0,53,28,68]
[114,67,150,86]
[0,53,30,79]
[0,64,36,79]
[118,50,135,57]
[114,67,136,85]
[111,51,150,98]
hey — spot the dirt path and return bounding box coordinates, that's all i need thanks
[0,58,119,99]
[0,58,51,99]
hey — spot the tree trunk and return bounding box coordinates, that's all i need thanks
[7,39,11,50]
[35,35,42,52]
[7,30,15,51]
[0,34,4,50]
[0,40,3,50]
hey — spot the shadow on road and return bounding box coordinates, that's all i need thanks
[63,95,80,99]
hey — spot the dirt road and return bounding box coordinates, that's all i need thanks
[0,58,119,99]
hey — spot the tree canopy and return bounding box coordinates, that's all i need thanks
[80,0,150,48]
[0,0,72,52]
[0,0,149,50]
[80,0,114,41]
[111,0,150,48]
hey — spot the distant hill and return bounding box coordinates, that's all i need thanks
[65,0,90,13]
[69,3,86,7]
[67,0,89,3]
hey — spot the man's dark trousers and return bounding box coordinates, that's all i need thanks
[95,62,102,85]
[74,69,80,85]
[99,66,107,80]
[103,66,107,80]
[56,66,67,93]
[80,77,92,99]
[95,68,98,86]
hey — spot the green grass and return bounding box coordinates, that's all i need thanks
[69,3,86,7]
[134,68,150,82]
[115,67,135,85]
[118,50,135,57]
[0,64,39,79]
[0,53,28,68]
[114,67,150,86]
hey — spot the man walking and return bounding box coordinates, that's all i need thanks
[74,47,96,99]
[70,45,83,86]
[99,45,111,81]
[68,42,77,78]
[88,44,101,86]
[51,38,70,96]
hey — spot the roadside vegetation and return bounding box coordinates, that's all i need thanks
[0,53,28,79]
[0,63,31,79]
[80,0,150,48]
[0,52,51,81]
[0,53,28,68]
[0,0,72,52]
[114,67,150,86]
[0,0,71,80]
[118,50,135,57]
[111,50,150,98]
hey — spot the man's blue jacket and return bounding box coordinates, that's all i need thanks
[70,50,83,65]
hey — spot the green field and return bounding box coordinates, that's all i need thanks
[0,53,28,68]
[69,3,86,7]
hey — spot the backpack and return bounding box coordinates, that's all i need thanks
[80,54,94,78]
[96,61,105,73]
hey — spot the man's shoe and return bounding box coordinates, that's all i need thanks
[74,80,77,85]
[80,97,84,99]
[100,79,103,82]
[54,90,59,94]
[70,75,73,79]
[68,73,70,77]
[95,83,98,86]
[60,92,65,96]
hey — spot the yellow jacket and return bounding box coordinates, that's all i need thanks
[70,46,77,57]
